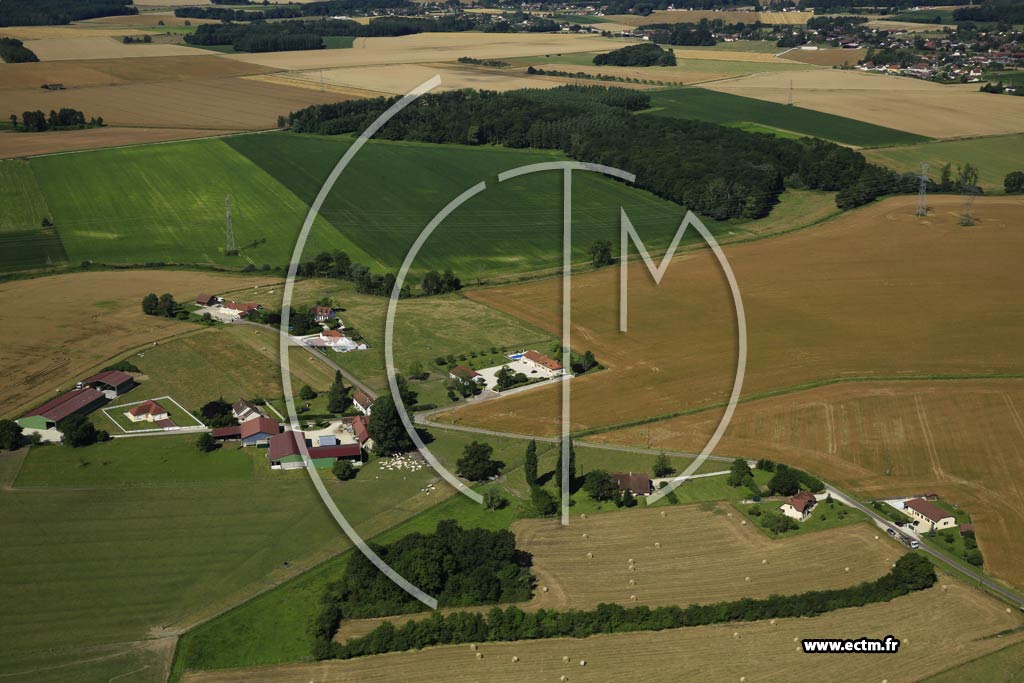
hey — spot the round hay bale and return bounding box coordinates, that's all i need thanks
[874,535,880,540]
[561,676,569,682]
[630,594,637,601]
[761,559,767,565]
[543,586,549,593]
[741,520,747,525]
[580,513,587,519]
[654,542,661,548]
[745,576,751,583]
[1008,607,1014,614]
[629,565,636,572]
[793,637,799,643]
[563,655,571,663]
[470,644,478,651]
[476,652,483,660]
[727,512,733,518]
[770,619,776,626]
[582,533,588,539]
[512,655,519,663]
[629,578,636,586]
[845,567,850,573]
[740,677,747,683]
[586,552,593,559]
[660,511,667,517]
[733,632,740,639]
[942,585,948,592]
[580,660,586,667]
[628,558,635,564]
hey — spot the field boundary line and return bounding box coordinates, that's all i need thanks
[22,129,279,160]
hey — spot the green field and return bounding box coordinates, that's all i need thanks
[0,159,65,271]
[982,70,1024,87]
[322,35,356,49]
[864,133,1024,191]
[225,132,691,277]
[648,87,930,147]
[922,640,1024,682]
[1,430,461,683]
[28,137,347,268]
[883,9,956,24]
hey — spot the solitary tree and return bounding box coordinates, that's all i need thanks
[523,439,538,487]
[141,292,159,315]
[1005,170,1024,194]
[653,453,674,478]
[588,239,614,268]
[196,431,218,452]
[332,459,357,481]
[367,393,414,455]
[456,440,503,481]
[156,292,177,318]
[0,419,22,450]
[299,385,317,401]
[530,485,558,516]
[483,488,507,511]
[583,470,618,501]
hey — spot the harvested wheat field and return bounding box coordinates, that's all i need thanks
[606,9,813,26]
[2,77,353,130]
[595,380,1024,590]
[0,55,275,90]
[0,26,148,40]
[79,12,219,27]
[706,68,1024,138]
[333,503,892,643]
[444,195,1024,438]
[781,47,867,67]
[0,127,239,158]
[264,62,571,96]
[224,32,628,70]
[0,271,280,418]
[23,36,209,61]
[183,581,1023,683]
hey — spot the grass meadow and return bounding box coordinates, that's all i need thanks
[0,159,66,271]
[648,87,930,147]
[864,133,1024,191]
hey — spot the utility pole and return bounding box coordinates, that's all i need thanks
[916,161,929,216]
[226,195,237,255]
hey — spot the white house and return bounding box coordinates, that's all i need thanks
[353,390,374,416]
[313,305,336,323]
[319,329,365,352]
[449,365,484,385]
[221,301,261,318]
[903,498,957,531]
[779,490,817,521]
[232,399,265,423]
[124,399,169,423]
[521,350,564,377]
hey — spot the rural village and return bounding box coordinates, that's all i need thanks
[1,0,1023,682]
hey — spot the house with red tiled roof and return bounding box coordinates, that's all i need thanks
[449,365,483,385]
[240,416,280,447]
[353,390,374,416]
[522,350,564,375]
[221,301,261,318]
[350,414,374,452]
[313,305,335,323]
[611,471,652,496]
[266,430,362,470]
[903,498,956,531]
[124,400,169,423]
[780,491,818,521]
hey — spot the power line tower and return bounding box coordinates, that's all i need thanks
[915,161,929,216]
[225,194,237,255]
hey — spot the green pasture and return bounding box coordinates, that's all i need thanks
[882,9,955,24]
[648,87,929,147]
[864,133,1024,191]
[0,159,65,271]
[922,641,1024,682]
[28,137,346,268]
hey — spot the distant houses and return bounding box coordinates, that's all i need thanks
[353,390,374,416]
[780,491,818,521]
[124,399,169,423]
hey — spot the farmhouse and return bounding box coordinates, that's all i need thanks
[240,416,281,447]
[195,293,217,306]
[350,414,374,452]
[231,399,265,423]
[124,400,169,423]
[81,370,135,398]
[313,305,335,322]
[17,387,106,431]
[522,350,564,376]
[318,328,365,351]
[611,471,652,496]
[780,490,818,521]
[221,301,261,318]
[353,390,374,416]
[903,497,957,531]
[266,430,363,470]
[449,365,484,385]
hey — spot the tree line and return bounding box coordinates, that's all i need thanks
[322,553,936,660]
[312,520,533,658]
[283,86,914,219]
[0,0,138,27]
[11,108,102,132]
[954,0,1024,24]
[0,37,38,63]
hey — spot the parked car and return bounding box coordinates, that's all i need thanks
[887,528,897,536]
[909,539,920,549]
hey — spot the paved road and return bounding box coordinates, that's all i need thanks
[826,483,1024,608]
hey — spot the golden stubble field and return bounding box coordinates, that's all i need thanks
[333,504,895,642]
[444,195,1024,437]
[21,36,209,61]
[595,380,1024,590]
[0,271,280,418]
[780,47,867,67]
[183,581,1023,683]
[0,55,276,90]
[705,68,1024,138]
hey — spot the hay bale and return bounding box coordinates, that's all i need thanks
[770,619,776,625]
[761,559,767,565]
[793,637,799,643]
[628,558,635,564]
[727,512,733,518]
[845,567,850,573]
[741,520,747,526]
[629,578,636,586]
[563,655,571,663]
[733,632,740,639]
[630,594,637,601]
[512,655,519,663]
[476,652,483,660]
[654,541,661,548]
[580,513,587,519]
[660,510,667,517]
[561,677,569,682]
[543,586,549,593]
[586,552,593,559]
[745,576,751,583]
[874,535,879,540]
[470,644,478,651]
[740,677,747,682]
[629,565,636,572]
[579,660,586,667]
[942,585,948,592]
[582,533,588,539]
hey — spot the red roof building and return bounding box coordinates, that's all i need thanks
[353,390,374,415]
[352,415,371,445]
[523,350,563,372]
[19,387,106,428]
[786,491,817,514]
[82,370,134,395]
[211,425,243,439]
[904,498,956,528]
[240,416,280,442]
[449,365,481,383]
[611,471,652,495]
[127,400,167,418]
[195,293,216,306]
